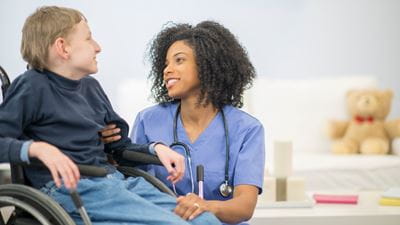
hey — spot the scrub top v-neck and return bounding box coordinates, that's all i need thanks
[130,102,265,201]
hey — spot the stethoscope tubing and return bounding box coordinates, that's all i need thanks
[171,104,232,197]
[169,142,195,194]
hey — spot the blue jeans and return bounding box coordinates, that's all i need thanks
[40,171,220,225]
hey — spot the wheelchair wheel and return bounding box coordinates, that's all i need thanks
[117,166,176,197]
[0,184,75,225]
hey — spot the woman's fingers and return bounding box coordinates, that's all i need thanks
[101,135,121,144]
[100,124,120,137]
[155,144,185,183]
[181,202,201,220]
[174,156,185,181]
[99,124,121,144]
[174,197,191,217]
[188,204,203,220]
[174,194,206,220]
[101,123,116,131]
[168,162,183,184]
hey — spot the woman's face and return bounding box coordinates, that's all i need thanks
[163,40,200,100]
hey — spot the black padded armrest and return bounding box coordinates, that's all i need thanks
[75,164,108,177]
[20,151,161,179]
[27,159,107,177]
[120,151,162,166]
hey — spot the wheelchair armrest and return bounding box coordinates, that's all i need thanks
[75,164,108,177]
[27,159,108,177]
[119,150,162,166]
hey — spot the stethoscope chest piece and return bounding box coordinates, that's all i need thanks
[219,181,233,198]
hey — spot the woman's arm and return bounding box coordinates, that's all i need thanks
[174,184,259,224]
[100,123,185,183]
[208,185,258,223]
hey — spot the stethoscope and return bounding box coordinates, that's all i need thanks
[170,104,233,198]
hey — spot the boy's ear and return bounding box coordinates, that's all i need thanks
[52,37,70,60]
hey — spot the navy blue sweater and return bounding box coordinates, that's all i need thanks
[0,69,150,188]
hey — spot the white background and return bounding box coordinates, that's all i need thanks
[1,0,400,121]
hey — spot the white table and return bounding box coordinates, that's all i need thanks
[250,191,400,225]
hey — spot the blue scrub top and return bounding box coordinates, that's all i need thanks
[130,103,265,201]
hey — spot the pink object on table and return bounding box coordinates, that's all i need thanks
[313,194,358,204]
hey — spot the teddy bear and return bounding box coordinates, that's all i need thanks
[327,89,400,154]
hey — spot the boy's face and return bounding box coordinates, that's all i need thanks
[65,20,101,77]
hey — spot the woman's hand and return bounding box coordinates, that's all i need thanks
[28,142,80,189]
[174,193,209,220]
[154,144,185,184]
[177,185,259,223]
[100,123,121,144]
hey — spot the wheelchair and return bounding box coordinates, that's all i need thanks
[0,65,174,225]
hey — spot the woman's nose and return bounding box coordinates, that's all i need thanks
[163,64,172,76]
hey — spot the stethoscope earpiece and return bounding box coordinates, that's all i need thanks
[219,181,233,198]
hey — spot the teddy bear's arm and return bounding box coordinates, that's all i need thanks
[327,120,349,139]
[384,119,400,139]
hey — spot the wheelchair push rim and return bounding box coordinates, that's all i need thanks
[0,184,75,225]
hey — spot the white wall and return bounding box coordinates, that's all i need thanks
[1,0,400,123]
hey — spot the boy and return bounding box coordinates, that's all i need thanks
[0,6,220,225]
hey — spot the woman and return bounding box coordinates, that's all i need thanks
[102,21,265,225]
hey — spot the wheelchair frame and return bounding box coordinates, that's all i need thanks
[0,66,174,225]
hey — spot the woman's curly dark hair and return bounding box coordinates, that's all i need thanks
[147,20,256,109]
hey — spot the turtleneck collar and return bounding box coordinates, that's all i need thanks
[43,69,82,90]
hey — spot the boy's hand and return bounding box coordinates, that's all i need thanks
[28,142,80,189]
[154,144,185,184]
[100,123,121,144]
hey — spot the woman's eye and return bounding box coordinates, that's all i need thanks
[176,57,184,63]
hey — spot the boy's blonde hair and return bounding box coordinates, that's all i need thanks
[21,6,86,71]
